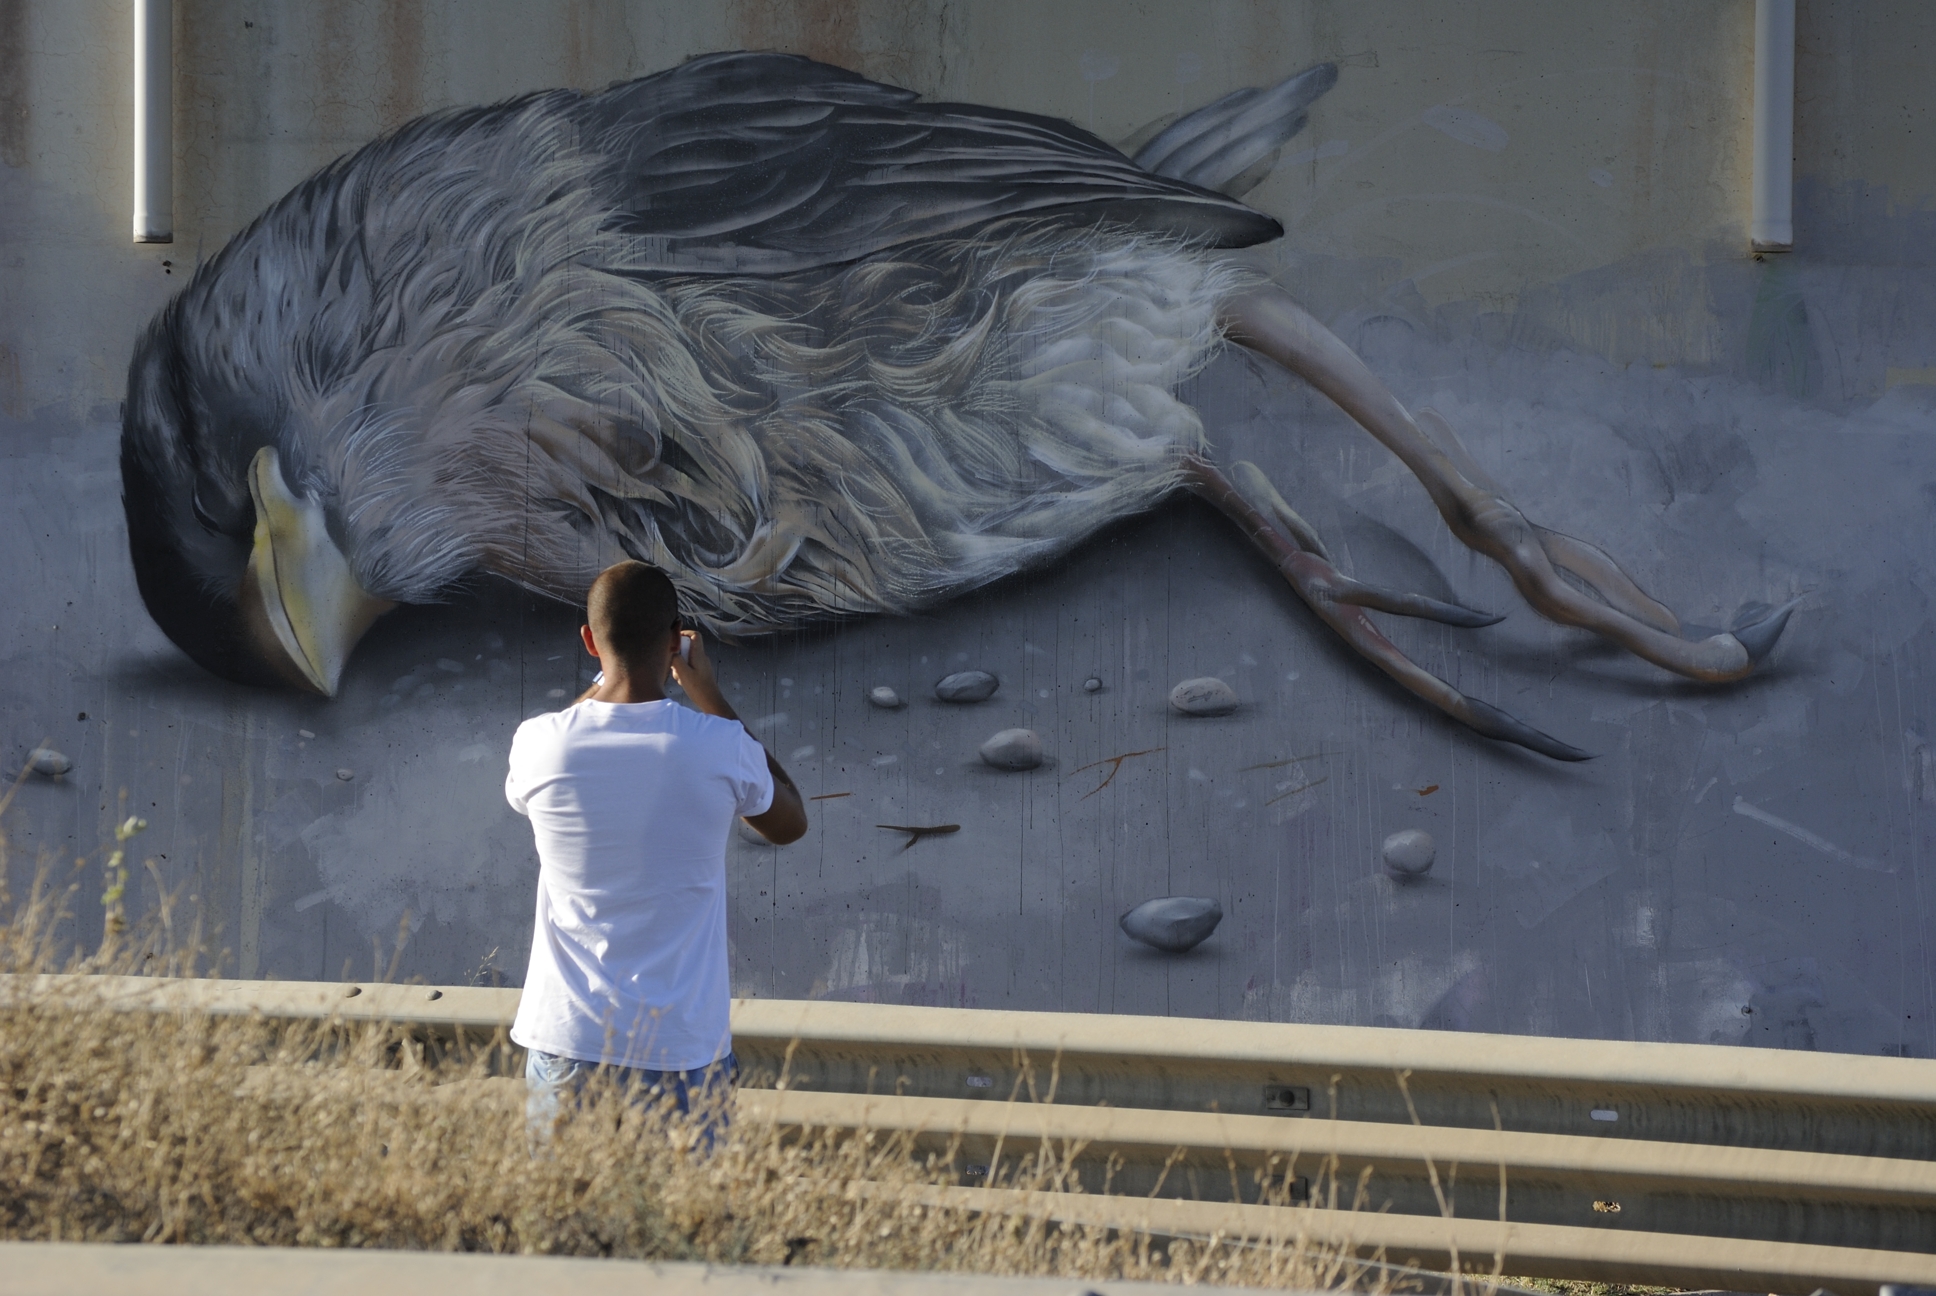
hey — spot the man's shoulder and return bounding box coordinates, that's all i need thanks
[673,707,760,759]
[683,706,750,737]
[513,707,572,741]
[524,701,746,746]
[507,710,555,763]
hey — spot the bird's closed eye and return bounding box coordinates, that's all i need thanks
[191,484,251,537]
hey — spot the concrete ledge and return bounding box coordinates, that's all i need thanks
[874,1185,1936,1295]
[0,1242,1290,1296]
[0,974,519,1033]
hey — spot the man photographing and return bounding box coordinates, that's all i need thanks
[506,560,807,1136]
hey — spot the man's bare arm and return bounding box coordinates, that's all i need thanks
[743,750,808,844]
[670,632,809,845]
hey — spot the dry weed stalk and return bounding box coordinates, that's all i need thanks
[0,793,1383,1287]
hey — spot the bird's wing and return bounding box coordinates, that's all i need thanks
[1132,62,1338,196]
[581,51,1284,276]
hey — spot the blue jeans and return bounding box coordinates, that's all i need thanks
[524,1047,739,1150]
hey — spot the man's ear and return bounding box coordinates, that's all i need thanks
[580,625,599,658]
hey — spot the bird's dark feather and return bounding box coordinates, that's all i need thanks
[121,308,285,687]
[119,50,1319,688]
[580,51,1283,275]
[1133,62,1338,192]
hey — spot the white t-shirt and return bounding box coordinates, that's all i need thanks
[505,698,774,1071]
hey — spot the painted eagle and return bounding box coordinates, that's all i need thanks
[120,52,1789,760]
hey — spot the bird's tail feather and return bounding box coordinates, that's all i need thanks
[1133,62,1338,197]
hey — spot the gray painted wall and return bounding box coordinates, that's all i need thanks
[4,2,1935,1055]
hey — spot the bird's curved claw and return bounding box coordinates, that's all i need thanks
[1229,458,1496,626]
[1223,458,1500,628]
[1330,580,1504,629]
[1287,550,1592,761]
[1184,455,1589,762]
[1732,597,1802,666]
[1456,697,1593,763]
[1411,410,1795,683]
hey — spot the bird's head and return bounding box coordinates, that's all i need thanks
[121,307,395,696]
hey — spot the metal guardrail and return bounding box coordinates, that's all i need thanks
[13,974,1936,1294]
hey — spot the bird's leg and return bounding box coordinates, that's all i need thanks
[1182,454,1589,762]
[1407,408,1681,634]
[1217,286,1796,682]
[1226,461,1501,628]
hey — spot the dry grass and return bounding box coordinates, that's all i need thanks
[0,792,1390,1288]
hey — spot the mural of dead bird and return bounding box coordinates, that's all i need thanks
[121,52,1794,760]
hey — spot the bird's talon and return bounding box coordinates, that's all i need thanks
[1461,697,1594,763]
[1331,581,1504,630]
[1185,456,1584,761]
[1730,597,1801,666]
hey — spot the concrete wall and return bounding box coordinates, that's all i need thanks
[4,2,1935,1053]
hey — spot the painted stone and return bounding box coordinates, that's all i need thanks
[737,819,775,846]
[1119,896,1223,953]
[335,768,355,781]
[979,728,1043,771]
[1382,828,1436,878]
[28,748,71,777]
[1083,676,1103,692]
[935,670,998,703]
[1169,677,1238,715]
[868,685,902,709]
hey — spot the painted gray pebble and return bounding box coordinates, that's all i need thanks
[737,819,775,846]
[335,768,355,781]
[1382,828,1436,879]
[1168,677,1239,716]
[934,670,998,703]
[1083,676,1102,692]
[868,685,902,709]
[1119,896,1223,953]
[978,728,1043,771]
[28,748,72,777]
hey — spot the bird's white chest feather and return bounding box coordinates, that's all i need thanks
[324,216,1252,633]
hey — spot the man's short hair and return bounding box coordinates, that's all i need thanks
[587,561,680,666]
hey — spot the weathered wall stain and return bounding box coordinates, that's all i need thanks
[0,343,21,419]
[729,0,867,77]
[376,1,426,131]
[0,0,28,169]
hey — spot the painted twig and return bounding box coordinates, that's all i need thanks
[1265,775,1328,806]
[876,823,961,851]
[1068,747,1166,799]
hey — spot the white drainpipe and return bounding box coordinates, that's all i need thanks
[133,0,172,244]
[1751,0,1795,252]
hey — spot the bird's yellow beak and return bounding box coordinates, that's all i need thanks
[240,447,394,696]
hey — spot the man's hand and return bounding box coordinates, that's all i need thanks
[669,630,723,709]
[673,631,809,845]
